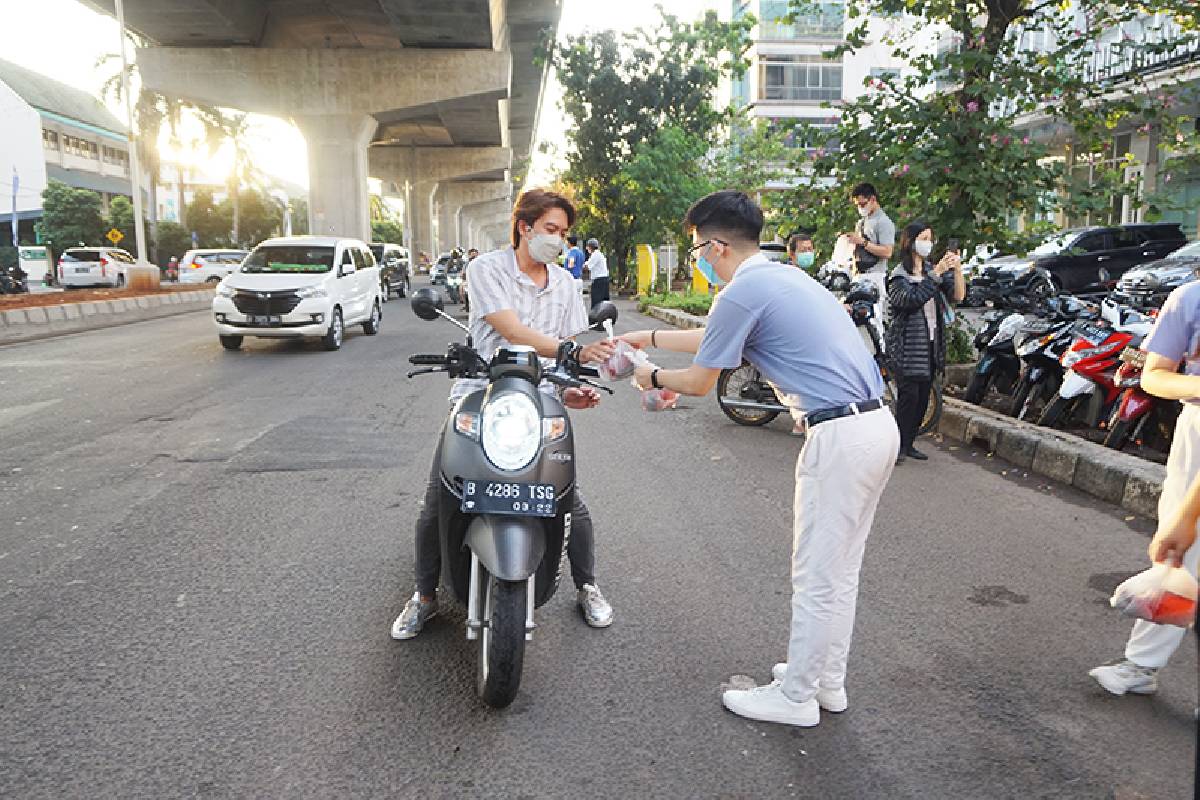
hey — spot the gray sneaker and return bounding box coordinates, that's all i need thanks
[1088,659,1158,695]
[391,592,438,640]
[577,584,614,628]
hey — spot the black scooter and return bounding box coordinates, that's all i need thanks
[407,289,616,708]
[0,266,29,294]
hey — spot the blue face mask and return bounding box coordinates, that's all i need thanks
[693,244,726,287]
[794,251,815,268]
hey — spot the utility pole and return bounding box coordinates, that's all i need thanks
[115,0,158,288]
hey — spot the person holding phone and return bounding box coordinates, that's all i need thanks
[885,222,964,463]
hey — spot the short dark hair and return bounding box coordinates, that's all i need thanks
[567,235,578,246]
[850,182,878,201]
[787,233,813,253]
[511,189,576,248]
[684,191,763,245]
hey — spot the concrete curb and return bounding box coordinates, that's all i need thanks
[0,290,216,346]
[937,398,1164,519]
[644,303,1165,518]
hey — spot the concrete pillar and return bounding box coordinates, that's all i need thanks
[436,181,511,254]
[294,113,376,238]
[412,180,439,267]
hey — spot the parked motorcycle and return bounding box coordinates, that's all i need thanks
[406,288,617,708]
[1007,295,1097,421]
[963,309,1026,405]
[1102,346,1180,450]
[0,265,29,294]
[1037,298,1155,429]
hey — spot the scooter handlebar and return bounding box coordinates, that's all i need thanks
[409,354,449,366]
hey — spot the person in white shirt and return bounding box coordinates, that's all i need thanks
[391,189,618,641]
[585,238,610,307]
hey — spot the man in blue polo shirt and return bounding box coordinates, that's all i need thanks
[622,191,899,728]
[564,234,586,294]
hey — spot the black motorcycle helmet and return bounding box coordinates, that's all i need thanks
[844,279,880,305]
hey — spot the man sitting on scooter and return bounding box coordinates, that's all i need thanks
[391,189,619,639]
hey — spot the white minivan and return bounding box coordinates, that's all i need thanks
[57,247,135,288]
[178,249,249,284]
[211,236,383,351]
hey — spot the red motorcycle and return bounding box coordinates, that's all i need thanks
[1037,300,1154,429]
[1102,346,1180,450]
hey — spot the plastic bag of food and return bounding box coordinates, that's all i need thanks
[641,388,679,412]
[596,340,646,382]
[1109,562,1197,628]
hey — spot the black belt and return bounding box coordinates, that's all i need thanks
[802,398,883,430]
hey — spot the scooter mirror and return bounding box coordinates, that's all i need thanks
[588,301,619,331]
[411,288,444,321]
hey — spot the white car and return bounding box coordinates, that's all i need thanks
[211,236,383,351]
[57,247,135,288]
[178,249,249,284]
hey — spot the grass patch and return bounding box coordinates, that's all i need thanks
[636,290,713,316]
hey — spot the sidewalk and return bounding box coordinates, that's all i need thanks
[0,288,216,346]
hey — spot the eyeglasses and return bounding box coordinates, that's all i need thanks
[687,239,728,260]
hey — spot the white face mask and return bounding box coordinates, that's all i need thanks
[526,230,564,264]
[857,205,871,219]
[914,240,934,258]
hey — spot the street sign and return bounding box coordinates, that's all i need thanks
[106,228,124,245]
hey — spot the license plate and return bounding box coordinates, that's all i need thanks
[461,480,557,518]
[74,267,91,273]
[1077,324,1108,346]
[246,314,282,326]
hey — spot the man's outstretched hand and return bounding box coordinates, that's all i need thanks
[579,340,617,364]
[563,386,601,410]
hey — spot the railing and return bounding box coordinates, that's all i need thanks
[1082,33,1200,85]
[760,16,843,40]
[761,85,843,102]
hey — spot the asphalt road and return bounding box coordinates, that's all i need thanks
[0,282,1195,800]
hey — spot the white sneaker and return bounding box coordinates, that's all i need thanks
[722,682,820,727]
[577,584,614,628]
[1088,659,1159,696]
[771,663,848,712]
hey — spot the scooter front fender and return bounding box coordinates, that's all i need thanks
[465,515,546,582]
[1058,371,1096,400]
[1117,388,1155,423]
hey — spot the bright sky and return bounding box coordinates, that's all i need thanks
[3,0,718,192]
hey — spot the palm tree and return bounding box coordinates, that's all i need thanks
[97,51,186,262]
[195,109,258,248]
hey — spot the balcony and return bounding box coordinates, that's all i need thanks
[1082,33,1200,85]
[760,17,844,41]
[760,86,842,103]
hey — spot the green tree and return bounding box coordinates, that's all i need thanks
[37,180,105,250]
[196,109,259,246]
[155,220,191,265]
[107,195,138,252]
[290,198,310,236]
[778,0,1200,256]
[549,9,755,284]
[616,126,715,256]
[225,188,283,248]
[185,189,232,248]
[371,220,405,244]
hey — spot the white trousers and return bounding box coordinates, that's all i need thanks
[1125,402,1200,668]
[781,406,900,702]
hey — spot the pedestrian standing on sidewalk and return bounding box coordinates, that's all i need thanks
[1090,279,1200,700]
[585,238,609,307]
[620,190,899,728]
[565,235,586,295]
[885,221,964,464]
[788,233,817,275]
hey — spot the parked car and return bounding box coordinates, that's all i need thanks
[211,236,383,352]
[369,242,411,300]
[57,247,135,288]
[178,249,250,284]
[970,223,1186,299]
[1110,239,1200,310]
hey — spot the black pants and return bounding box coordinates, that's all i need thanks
[895,375,932,452]
[414,445,596,596]
[590,277,610,306]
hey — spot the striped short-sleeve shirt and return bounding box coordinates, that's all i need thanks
[449,247,589,402]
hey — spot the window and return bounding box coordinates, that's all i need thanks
[760,54,842,102]
[1113,228,1146,248]
[759,0,844,40]
[870,67,901,81]
[42,129,59,150]
[1074,232,1110,253]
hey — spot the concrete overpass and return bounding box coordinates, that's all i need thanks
[81,0,559,257]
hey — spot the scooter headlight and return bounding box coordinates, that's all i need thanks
[481,392,541,471]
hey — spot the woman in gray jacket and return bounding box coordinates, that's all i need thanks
[885,221,965,463]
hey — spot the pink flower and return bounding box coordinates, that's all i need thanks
[901,164,910,175]
[1002,136,1011,146]
[1139,123,1152,134]
[1022,136,1031,145]
[1165,174,1172,183]
[944,167,951,174]
[966,101,980,113]
[990,134,1000,144]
